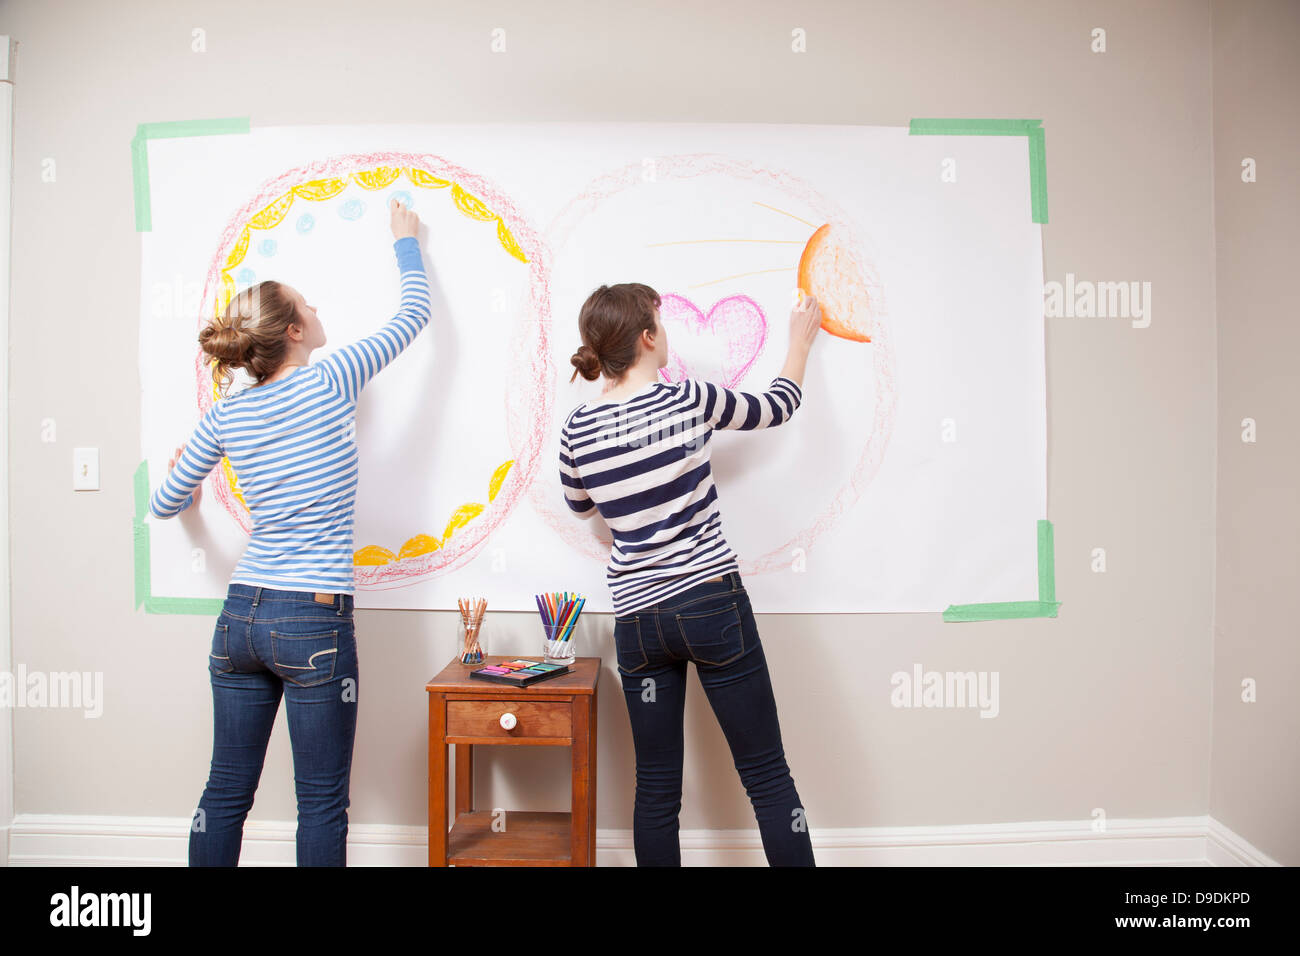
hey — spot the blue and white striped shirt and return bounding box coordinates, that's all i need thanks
[148,236,432,594]
[559,375,803,617]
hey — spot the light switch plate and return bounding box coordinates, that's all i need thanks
[73,447,99,490]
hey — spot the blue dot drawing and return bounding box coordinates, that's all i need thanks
[295,213,315,234]
[236,267,257,285]
[389,190,414,209]
[339,199,366,221]
[258,238,278,257]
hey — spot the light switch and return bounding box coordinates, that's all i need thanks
[73,447,99,491]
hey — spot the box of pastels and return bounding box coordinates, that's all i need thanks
[469,658,572,687]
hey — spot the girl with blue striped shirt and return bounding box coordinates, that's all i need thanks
[149,198,431,866]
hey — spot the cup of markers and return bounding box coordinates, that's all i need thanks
[536,590,585,665]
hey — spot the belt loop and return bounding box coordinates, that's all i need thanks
[252,587,261,608]
[336,595,342,617]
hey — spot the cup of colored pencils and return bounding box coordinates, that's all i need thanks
[536,590,585,665]
[458,596,487,664]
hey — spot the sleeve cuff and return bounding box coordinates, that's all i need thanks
[393,235,422,265]
[774,376,803,401]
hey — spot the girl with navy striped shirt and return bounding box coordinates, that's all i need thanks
[562,283,823,866]
[149,198,431,866]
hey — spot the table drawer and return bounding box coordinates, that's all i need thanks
[446,699,572,740]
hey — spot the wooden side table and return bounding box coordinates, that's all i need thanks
[426,655,600,866]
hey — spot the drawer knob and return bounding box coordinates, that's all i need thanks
[499,712,517,731]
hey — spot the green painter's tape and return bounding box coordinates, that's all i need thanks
[146,596,224,615]
[132,520,150,611]
[908,118,1040,136]
[130,135,151,233]
[943,601,1059,623]
[1037,517,1055,604]
[1027,126,1048,224]
[133,458,226,616]
[909,118,1049,224]
[942,519,1061,622]
[132,454,148,517]
[131,117,250,232]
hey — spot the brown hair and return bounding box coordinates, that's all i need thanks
[198,280,301,397]
[569,283,661,384]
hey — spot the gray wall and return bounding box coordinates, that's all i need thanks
[1210,0,1300,866]
[1,0,1291,862]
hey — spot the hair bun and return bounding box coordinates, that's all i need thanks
[199,323,249,365]
[570,344,602,382]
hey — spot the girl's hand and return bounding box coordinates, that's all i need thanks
[168,444,201,510]
[789,290,823,354]
[390,197,420,241]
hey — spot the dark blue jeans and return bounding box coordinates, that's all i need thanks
[612,570,815,866]
[189,583,358,867]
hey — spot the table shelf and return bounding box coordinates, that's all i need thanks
[447,810,574,866]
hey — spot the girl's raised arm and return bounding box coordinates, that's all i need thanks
[318,199,432,402]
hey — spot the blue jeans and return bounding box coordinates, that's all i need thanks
[188,583,358,867]
[612,570,815,866]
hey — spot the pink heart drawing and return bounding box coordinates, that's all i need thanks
[657,293,768,389]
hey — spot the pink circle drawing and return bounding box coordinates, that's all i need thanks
[194,151,553,587]
[530,152,898,576]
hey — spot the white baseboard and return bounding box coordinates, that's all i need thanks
[1204,816,1279,866]
[2,812,1280,866]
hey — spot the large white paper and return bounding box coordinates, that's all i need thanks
[139,122,1046,612]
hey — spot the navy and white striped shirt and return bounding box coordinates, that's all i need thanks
[148,236,432,594]
[559,375,803,617]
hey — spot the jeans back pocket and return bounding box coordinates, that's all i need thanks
[675,601,745,666]
[210,622,235,674]
[612,616,649,675]
[270,627,340,687]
